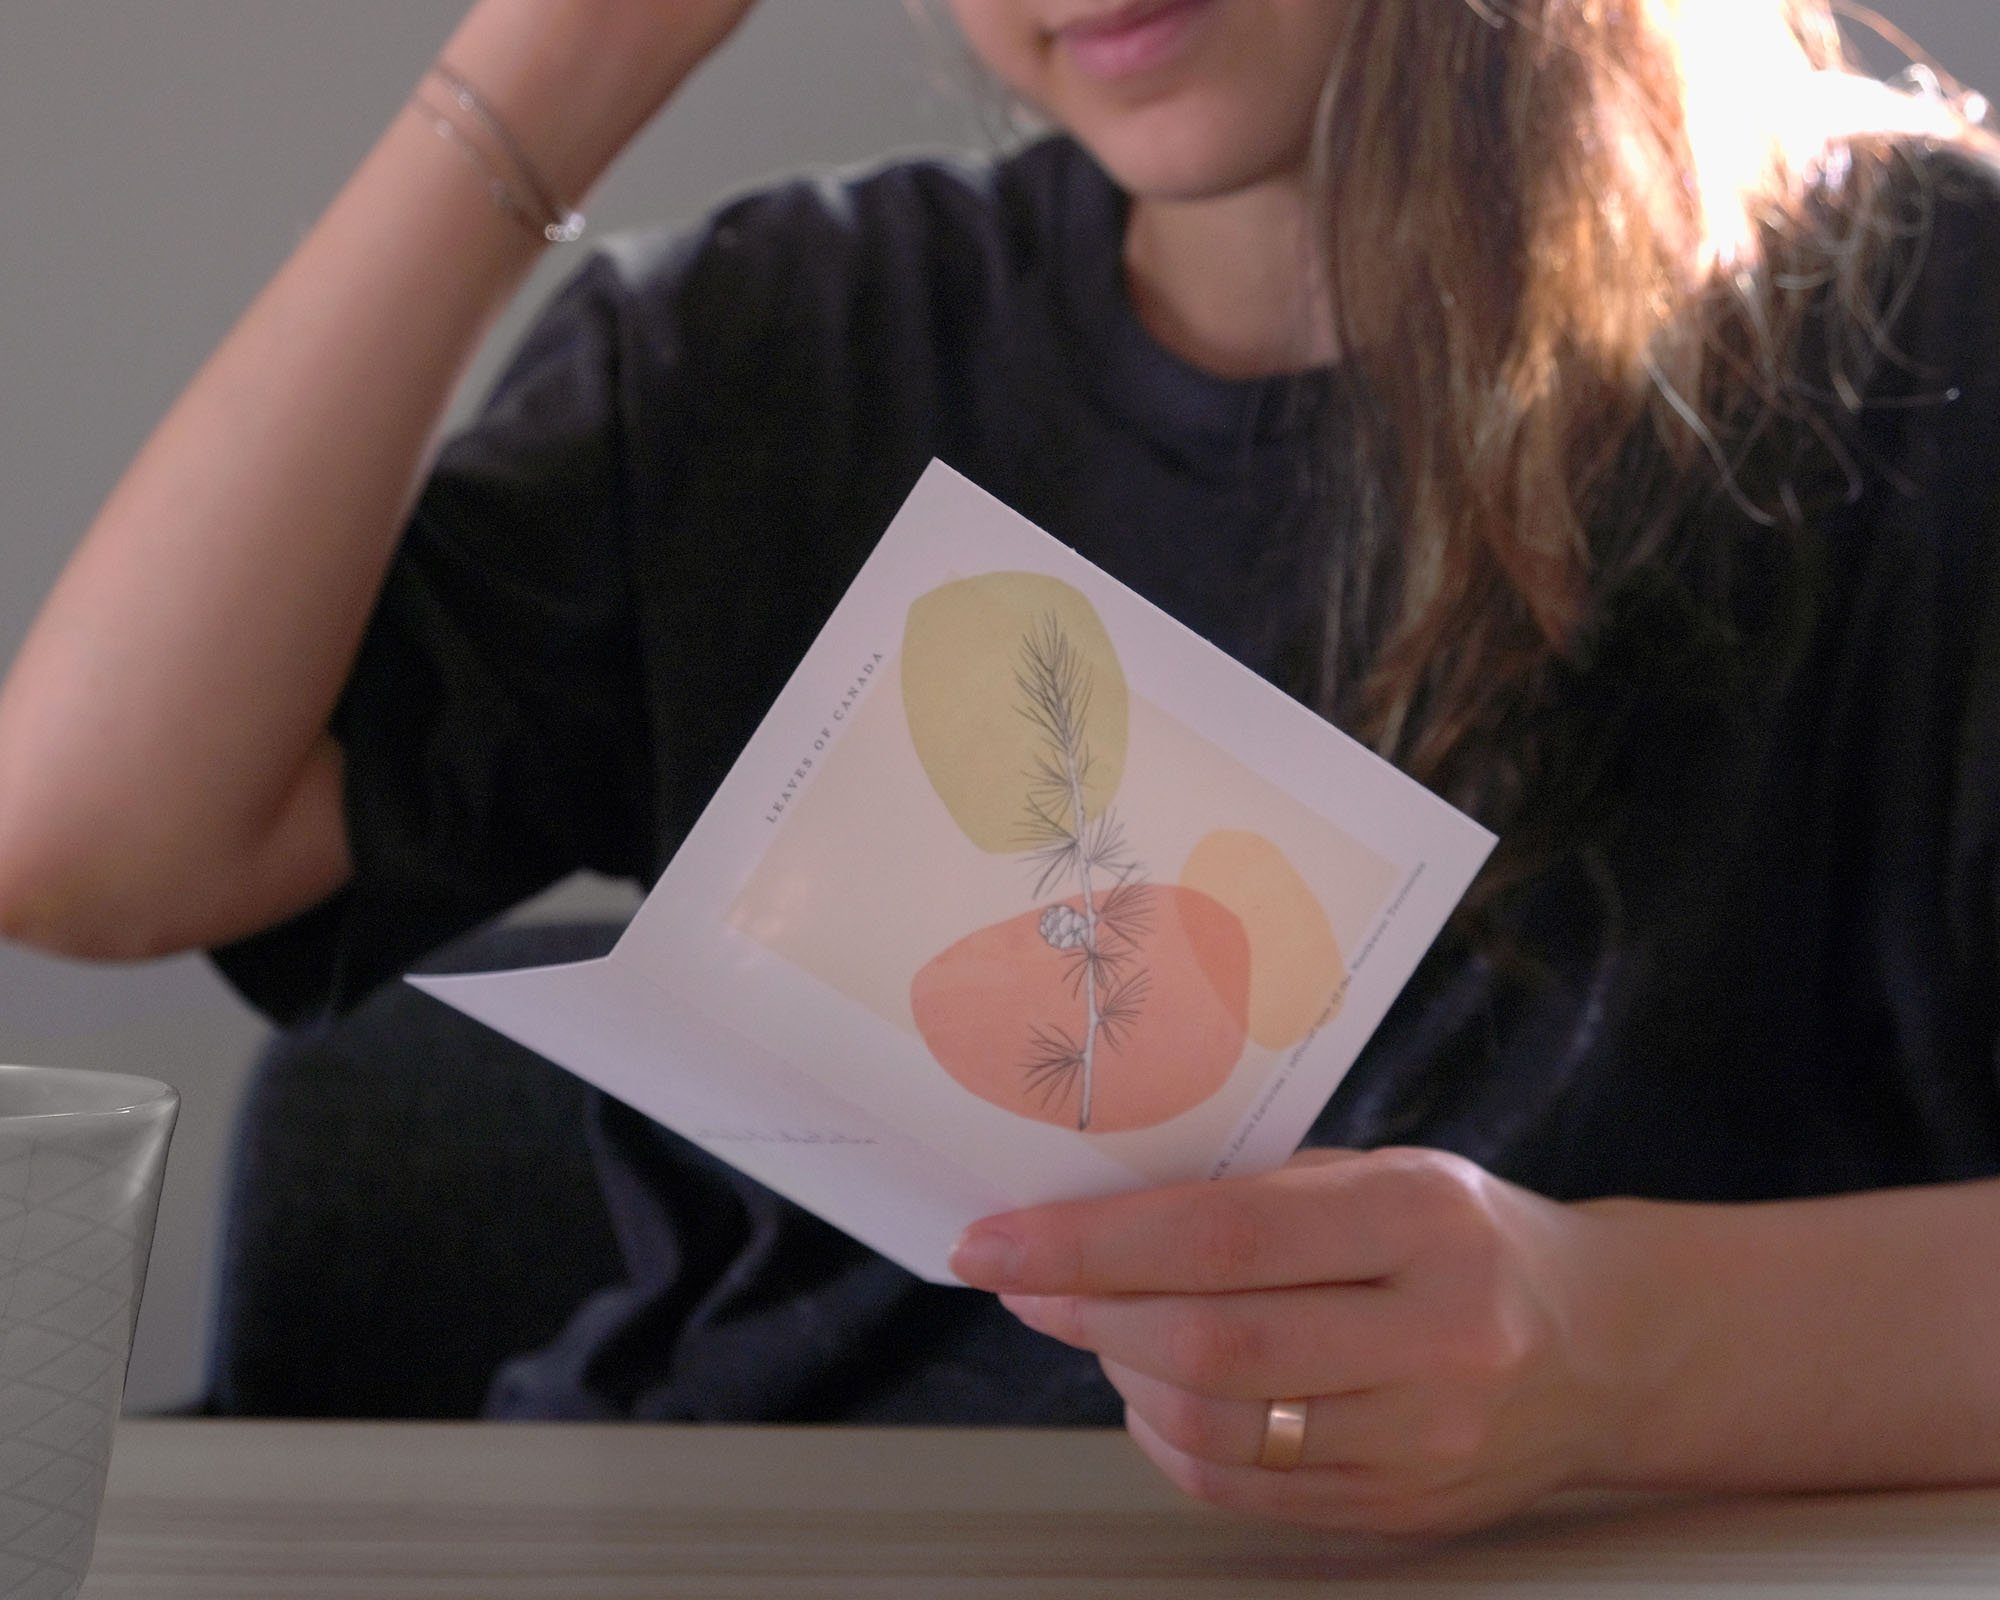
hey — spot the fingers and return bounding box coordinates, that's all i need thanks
[951,1148,1449,1296]
[1101,1361,1374,1470]
[1110,1352,1540,1538]
[1100,1360,1485,1477]
[1122,1407,1510,1538]
[1001,1283,1414,1399]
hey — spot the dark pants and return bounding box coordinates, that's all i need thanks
[485,1095,1124,1425]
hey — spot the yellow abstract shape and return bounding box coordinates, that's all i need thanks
[902,573,1128,855]
[1180,830,1345,1049]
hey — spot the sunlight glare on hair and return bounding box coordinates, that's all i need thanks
[1669,0,1812,273]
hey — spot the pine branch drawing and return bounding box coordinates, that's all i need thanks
[1012,612,1153,1129]
[906,571,1284,1134]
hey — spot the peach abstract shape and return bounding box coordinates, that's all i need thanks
[901,573,1127,854]
[910,886,1250,1133]
[1180,830,1345,1050]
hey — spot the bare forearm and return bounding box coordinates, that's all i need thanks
[0,2,732,957]
[0,101,539,958]
[1592,1178,2000,1493]
[956,1147,2000,1535]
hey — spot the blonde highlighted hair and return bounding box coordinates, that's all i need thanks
[1306,0,1993,860]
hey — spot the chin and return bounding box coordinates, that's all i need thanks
[1076,108,1307,204]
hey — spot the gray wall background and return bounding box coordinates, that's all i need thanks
[0,2,1992,1413]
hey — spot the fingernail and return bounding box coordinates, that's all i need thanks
[949,1227,1023,1288]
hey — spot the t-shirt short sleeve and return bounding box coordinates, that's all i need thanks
[212,253,657,1023]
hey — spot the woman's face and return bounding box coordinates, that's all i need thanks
[946,0,1351,202]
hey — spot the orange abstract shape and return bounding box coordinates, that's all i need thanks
[901,573,1127,854]
[910,885,1250,1133]
[1180,830,1344,1050]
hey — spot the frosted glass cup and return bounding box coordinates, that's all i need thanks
[0,1066,177,1600]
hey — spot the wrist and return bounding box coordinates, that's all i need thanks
[437,0,720,202]
[1563,1196,1732,1490]
[1579,1181,2000,1494]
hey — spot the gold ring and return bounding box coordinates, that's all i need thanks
[1257,1398,1309,1472]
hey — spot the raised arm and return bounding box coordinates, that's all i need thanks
[0,0,757,961]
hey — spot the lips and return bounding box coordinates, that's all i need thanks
[1052,0,1217,83]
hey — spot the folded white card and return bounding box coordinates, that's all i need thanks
[414,461,1495,1282]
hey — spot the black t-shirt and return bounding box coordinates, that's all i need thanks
[215,135,2000,1419]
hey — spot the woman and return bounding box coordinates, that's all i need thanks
[2,0,1999,1536]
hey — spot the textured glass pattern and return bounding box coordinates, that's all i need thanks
[0,1069,176,1600]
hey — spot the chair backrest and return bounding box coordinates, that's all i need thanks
[204,921,627,1418]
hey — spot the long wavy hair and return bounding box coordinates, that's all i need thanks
[1306,0,1993,881]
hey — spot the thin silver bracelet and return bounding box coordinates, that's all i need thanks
[418,61,585,245]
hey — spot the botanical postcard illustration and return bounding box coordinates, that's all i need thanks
[732,570,1392,1141]
[902,572,1347,1133]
